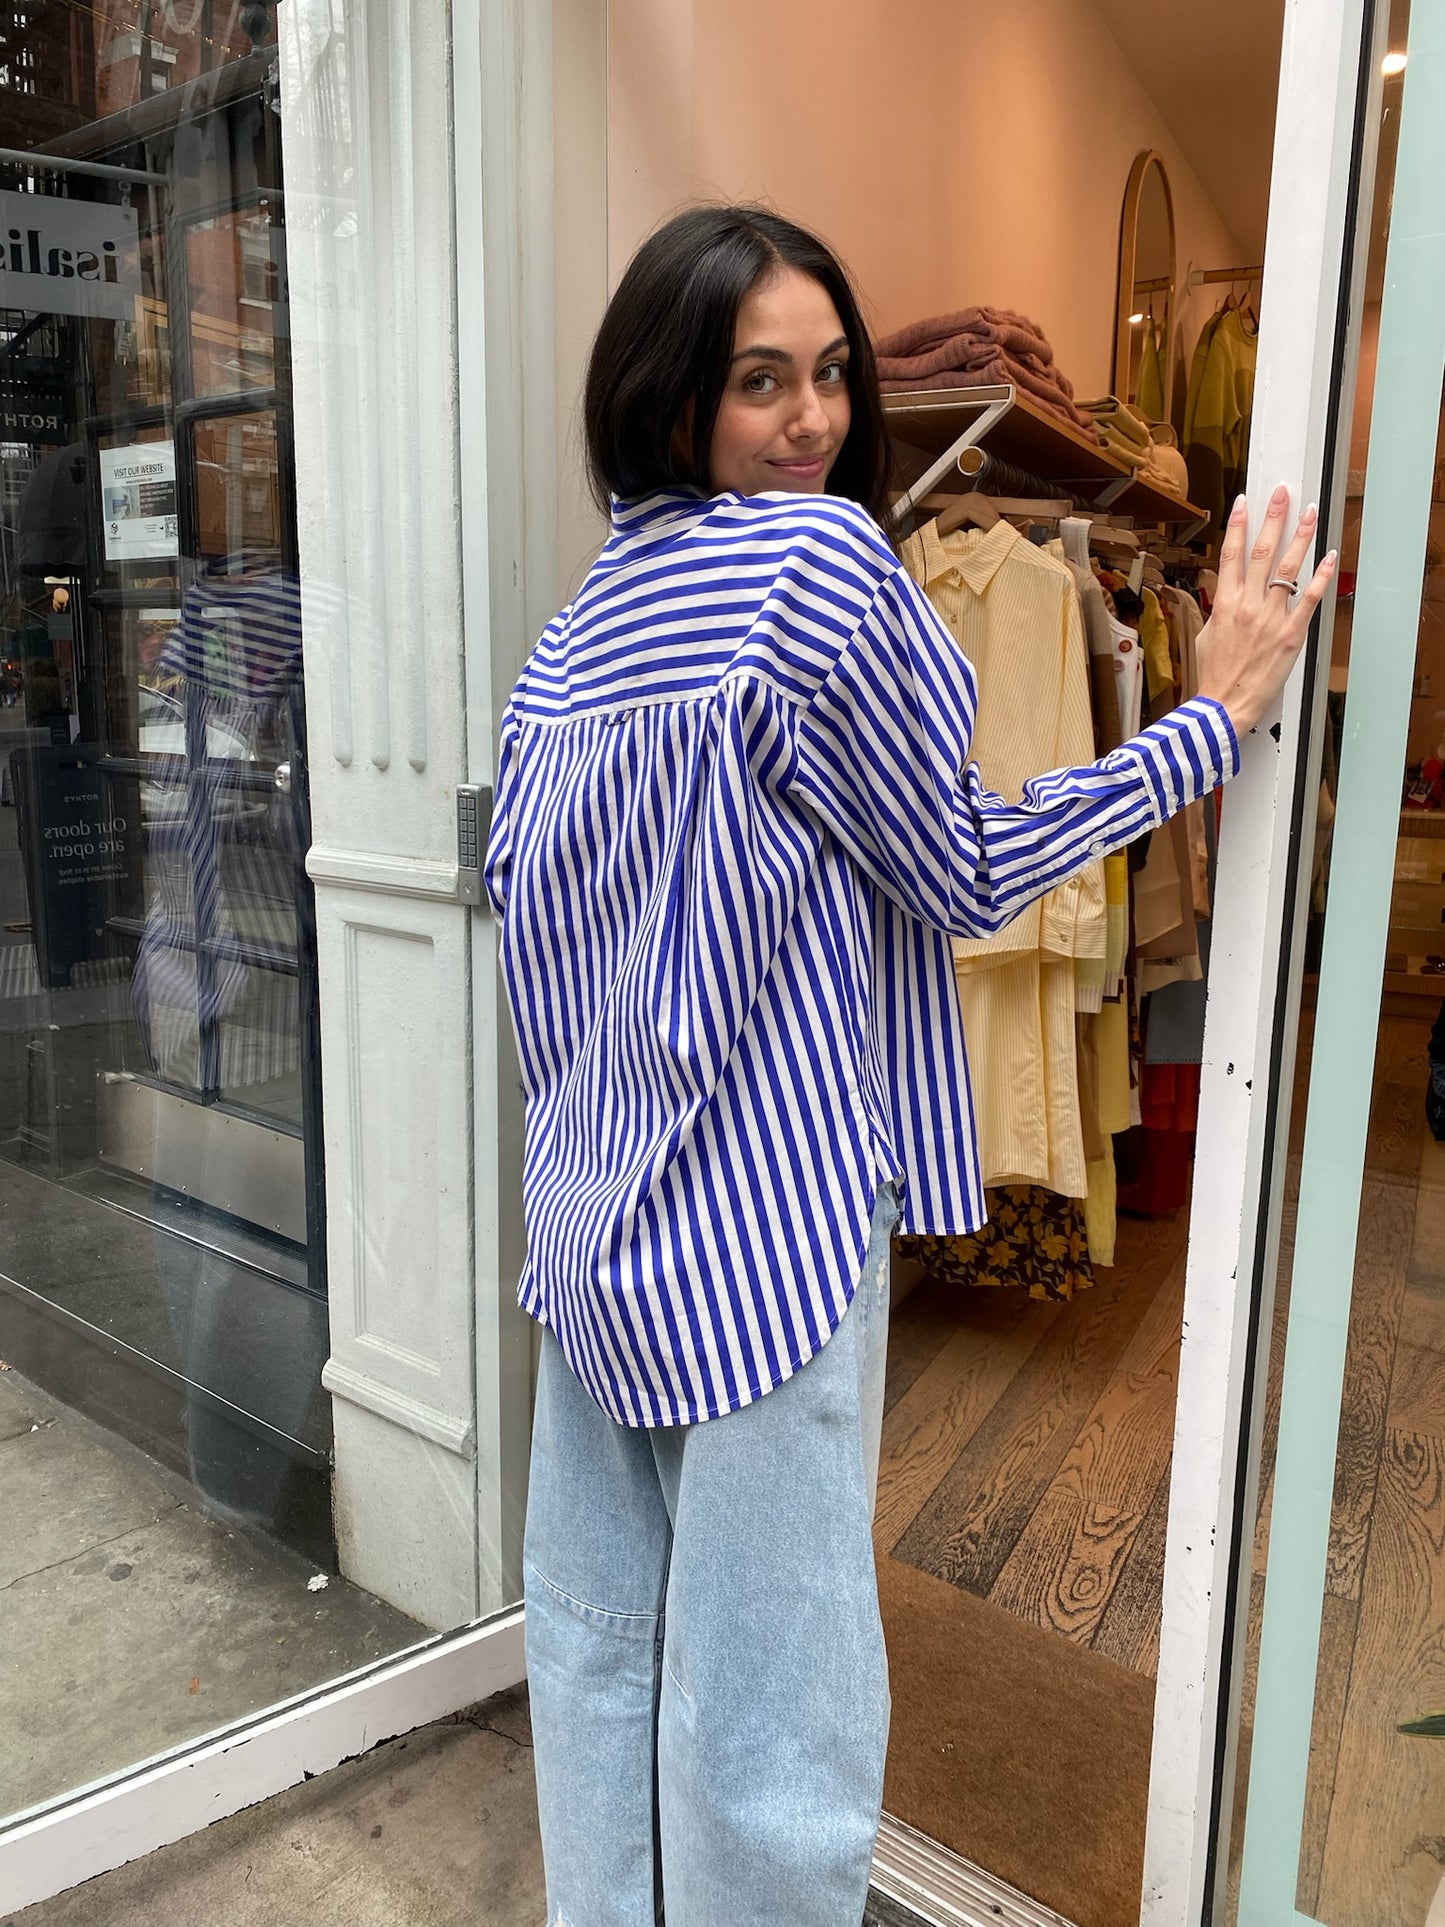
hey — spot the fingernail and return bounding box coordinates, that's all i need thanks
[1304,501,1319,521]
[1325,549,1338,566]
[1232,493,1247,516]
[1271,482,1289,502]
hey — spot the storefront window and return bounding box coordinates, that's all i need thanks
[0,2,430,1823]
[1222,4,1445,1922]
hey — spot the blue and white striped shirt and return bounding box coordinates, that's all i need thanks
[485,489,1237,1426]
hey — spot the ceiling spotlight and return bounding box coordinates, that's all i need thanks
[1382,49,1408,76]
[1129,312,1146,325]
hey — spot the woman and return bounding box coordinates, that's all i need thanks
[484,205,1332,1927]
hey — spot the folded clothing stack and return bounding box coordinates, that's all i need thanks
[1078,396,1152,466]
[875,306,1101,441]
[1078,398,1191,500]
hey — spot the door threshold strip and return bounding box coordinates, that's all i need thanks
[869,1812,1080,1927]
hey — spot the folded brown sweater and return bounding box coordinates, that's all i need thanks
[876,307,1099,439]
[876,305,1057,368]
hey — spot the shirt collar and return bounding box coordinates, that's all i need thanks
[915,515,1021,595]
[609,488,709,539]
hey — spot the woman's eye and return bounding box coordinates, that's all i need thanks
[819,359,848,384]
[743,368,778,393]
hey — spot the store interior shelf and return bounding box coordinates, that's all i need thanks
[1388,813,1445,997]
[1115,471,1211,525]
[1384,967,1445,999]
[883,386,1209,526]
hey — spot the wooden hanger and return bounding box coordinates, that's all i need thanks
[935,490,1002,536]
[1089,525,1141,557]
[994,497,1073,521]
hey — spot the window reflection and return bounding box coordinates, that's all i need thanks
[187,204,281,396]
[0,0,427,1827]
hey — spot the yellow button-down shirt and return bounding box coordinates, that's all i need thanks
[901,520,1107,1195]
[901,520,1106,967]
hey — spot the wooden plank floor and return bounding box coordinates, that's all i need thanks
[882,1000,1445,1927]
[878,1204,1187,1677]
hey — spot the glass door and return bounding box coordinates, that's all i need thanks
[1221,4,1445,1921]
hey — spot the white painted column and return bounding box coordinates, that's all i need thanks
[278,0,480,1631]
[449,0,613,1614]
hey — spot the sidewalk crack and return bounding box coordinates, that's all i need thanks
[0,1507,185,1591]
[449,1709,533,1750]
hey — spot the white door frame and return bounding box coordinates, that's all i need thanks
[0,1611,525,1917]
[1143,0,1383,1919]
[454,0,552,1621]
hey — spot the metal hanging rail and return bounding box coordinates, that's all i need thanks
[955,444,1063,501]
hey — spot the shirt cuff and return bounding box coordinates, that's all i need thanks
[1124,697,1240,824]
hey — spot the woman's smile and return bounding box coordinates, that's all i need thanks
[765,453,829,480]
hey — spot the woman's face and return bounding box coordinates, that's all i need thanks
[707,266,853,496]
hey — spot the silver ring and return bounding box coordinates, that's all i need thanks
[1267,573,1299,596]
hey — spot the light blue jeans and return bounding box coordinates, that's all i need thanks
[523,1183,902,1927]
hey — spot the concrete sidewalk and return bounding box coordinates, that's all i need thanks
[1,1369,423,1819]
[0,1371,902,1924]
[9,1685,545,1927]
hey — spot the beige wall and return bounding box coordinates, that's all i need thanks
[608,0,1250,406]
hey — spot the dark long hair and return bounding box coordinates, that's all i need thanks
[583,204,893,528]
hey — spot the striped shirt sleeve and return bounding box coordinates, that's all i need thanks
[788,566,1238,941]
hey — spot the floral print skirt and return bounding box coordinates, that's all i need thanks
[895,1186,1095,1303]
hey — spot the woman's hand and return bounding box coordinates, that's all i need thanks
[1195,485,1337,737]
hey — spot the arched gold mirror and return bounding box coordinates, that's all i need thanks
[1112,149,1176,418]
